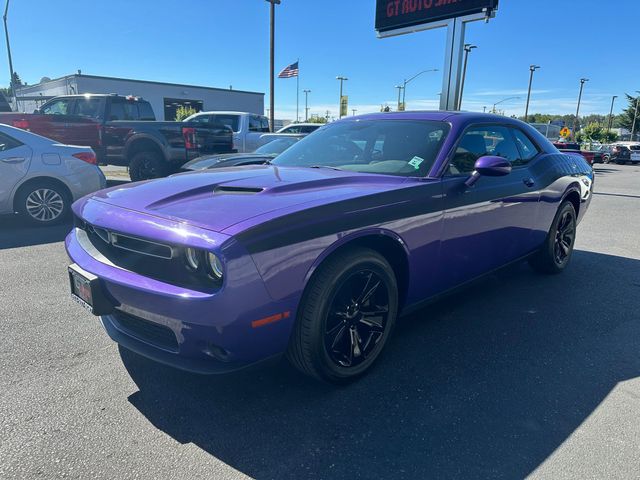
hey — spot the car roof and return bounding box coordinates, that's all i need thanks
[343,110,524,124]
[192,111,260,116]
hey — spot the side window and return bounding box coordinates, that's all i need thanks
[301,125,317,133]
[188,115,209,124]
[285,125,301,134]
[249,115,266,132]
[448,125,520,175]
[72,98,102,119]
[108,100,139,120]
[260,116,270,132]
[41,99,71,115]
[108,100,126,121]
[138,102,155,121]
[0,131,23,152]
[511,128,540,165]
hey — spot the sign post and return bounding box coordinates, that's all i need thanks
[375,0,498,111]
[340,96,349,118]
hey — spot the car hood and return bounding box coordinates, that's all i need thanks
[88,165,413,233]
[182,153,274,171]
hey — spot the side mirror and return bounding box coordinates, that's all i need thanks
[33,109,41,114]
[465,155,511,187]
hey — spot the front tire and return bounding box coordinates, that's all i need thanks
[529,201,577,274]
[287,248,398,383]
[129,151,168,182]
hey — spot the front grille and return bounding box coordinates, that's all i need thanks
[112,311,179,352]
[77,222,216,293]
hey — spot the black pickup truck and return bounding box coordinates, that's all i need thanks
[0,94,234,181]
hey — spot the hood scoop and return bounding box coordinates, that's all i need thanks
[213,185,264,195]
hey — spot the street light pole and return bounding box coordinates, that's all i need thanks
[401,68,438,111]
[3,0,16,111]
[352,109,357,116]
[492,96,521,114]
[303,89,311,122]
[336,76,348,118]
[458,44,476,110]
[573,78,589,140]
[524,64,540,122]
[266,0,280,132]
[607,95,617,132]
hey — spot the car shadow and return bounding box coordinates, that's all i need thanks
[122,250,640,479]
[0,215,72,250]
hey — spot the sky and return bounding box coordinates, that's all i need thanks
[3,0,639,120]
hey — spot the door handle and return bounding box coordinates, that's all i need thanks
[523,178,535,187]
[1,157,26,164]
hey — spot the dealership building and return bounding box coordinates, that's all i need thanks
[14,73,264,120]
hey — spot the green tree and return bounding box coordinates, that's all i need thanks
[617,94,639,131]
[307,115,327,124]
[174,105,197,121]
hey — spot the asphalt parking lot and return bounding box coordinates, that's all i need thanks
[1,164,639,480]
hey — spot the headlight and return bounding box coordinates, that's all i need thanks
[206,252,224,281]
[185,248,200,270]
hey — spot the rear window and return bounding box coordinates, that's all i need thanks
[630,145,640,151]
[137,101,155,121]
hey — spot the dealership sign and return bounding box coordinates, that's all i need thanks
[376,0,499,34]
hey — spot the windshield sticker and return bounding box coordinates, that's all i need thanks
[408,156,424,170]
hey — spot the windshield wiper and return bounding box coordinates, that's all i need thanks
[309,165,343,171]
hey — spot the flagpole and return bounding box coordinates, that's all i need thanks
[296,59,300,122]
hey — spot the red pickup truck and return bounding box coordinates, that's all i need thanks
[0,94,234,181]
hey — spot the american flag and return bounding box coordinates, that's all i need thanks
[278,61,299,78]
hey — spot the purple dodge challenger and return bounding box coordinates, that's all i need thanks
[66,112,593,382]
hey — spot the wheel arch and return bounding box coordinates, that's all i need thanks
[562,186,581,216]
[125,135,166,162]
[12,175,73,213]
[304,230,411,311]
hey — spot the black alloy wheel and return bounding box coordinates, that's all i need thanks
[324,270,391,368]
[529,201,577,274]
[287,248,398,382]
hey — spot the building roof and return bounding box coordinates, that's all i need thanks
[16,73,264,97]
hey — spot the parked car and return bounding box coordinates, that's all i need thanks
[0,124,105,225]
[182,136,300,171]
[552,141,603,165]
[0,94,234,181]
[66,112,592,382]
[610,143,640,164]
[184,111,270,153]
[593,144,614,163]
[276,123,323,134]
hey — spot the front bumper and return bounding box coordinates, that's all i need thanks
[66,199,298,374]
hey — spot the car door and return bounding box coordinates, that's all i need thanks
[436,124,540,291]
[38,98,73,142]
[65,97,103,149]
[0,131,33,214]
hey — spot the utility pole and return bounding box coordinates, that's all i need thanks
[352,109,357,116]
[336,76,348,118]
[266,0,280,132]
[524,64,540,122]
[632,92,640,141]
[303,89,311,122]
[458,44,476,110]
[3,0,16,111]
[573,78,589,140]
[607,95,617,132]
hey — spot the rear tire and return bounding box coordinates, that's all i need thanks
[129,151,168,182]
[15,180,70,226]
[529,201,577,274]
[287,248,398,383]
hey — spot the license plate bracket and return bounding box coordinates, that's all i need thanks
[68,264,114,316]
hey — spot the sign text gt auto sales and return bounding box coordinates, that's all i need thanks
[375,0,499,33]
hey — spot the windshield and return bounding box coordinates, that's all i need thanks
[255,138,299,154]
[271,120,449,177]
